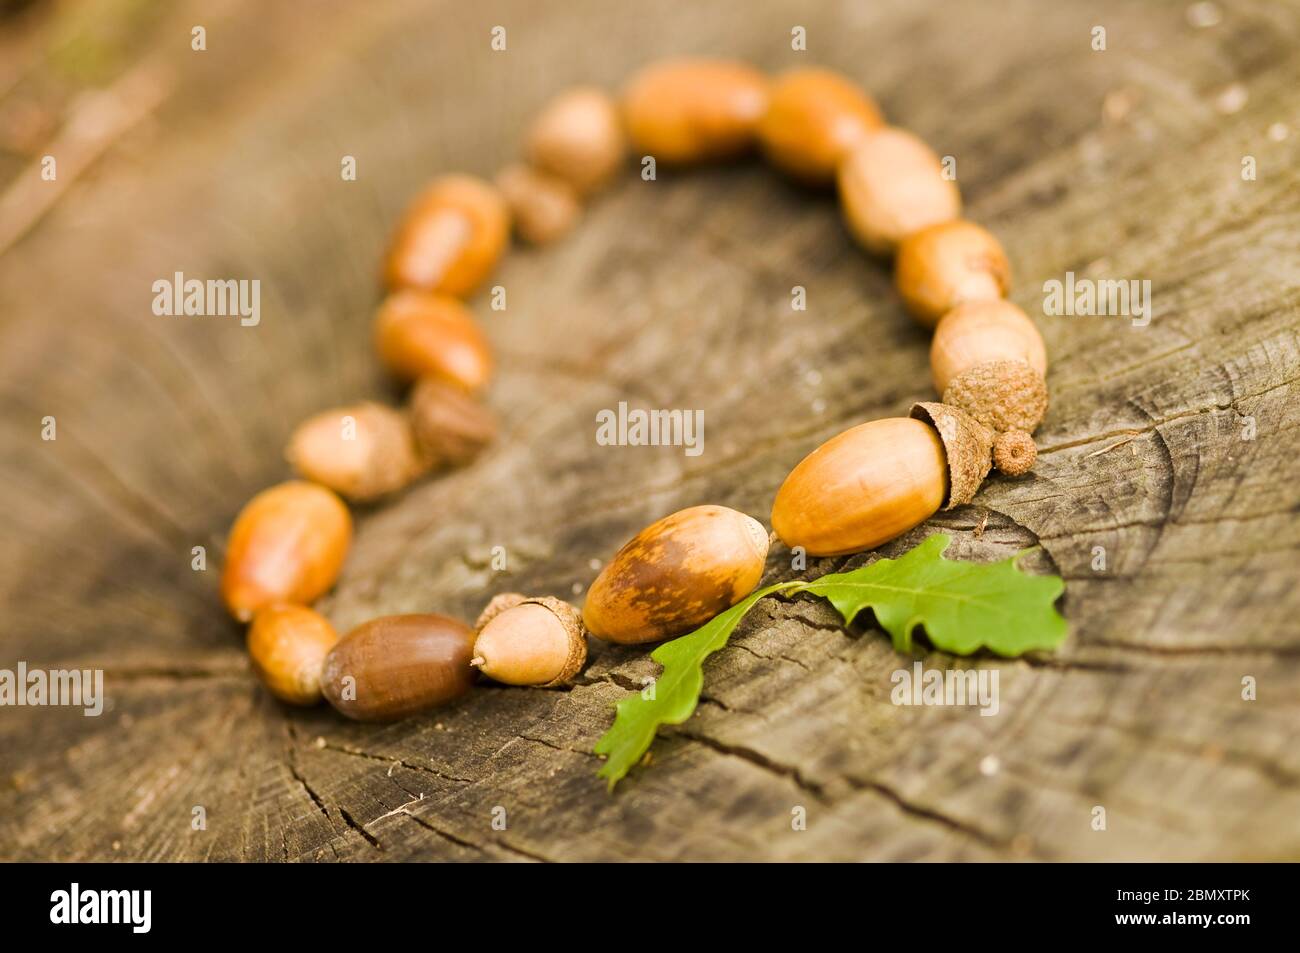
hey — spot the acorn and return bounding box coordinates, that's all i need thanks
[321,613,476,721]
[621,59,770,164]
[583,505,770,644]
[373,290,493,391]
[757,67,883,185]
[930,300,1047,394]
[285,401,428,502]
[838,127,961,255]
[247,604,338,705]
[221,481,352,622]
[525,86,626,195]
[894,220,1011,328]
[772,409,993,557]
[471,594,587,687]
[495,163,581,245]
[407,376,497,467]
[383,174,509,297]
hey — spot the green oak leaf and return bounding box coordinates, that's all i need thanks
[796,534,1067,656]
[593,534,1067,790]
[593,581,798,790]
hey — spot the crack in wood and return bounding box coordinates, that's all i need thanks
[313,740,476,785]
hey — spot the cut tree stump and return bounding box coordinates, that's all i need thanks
[1,0,1298,861]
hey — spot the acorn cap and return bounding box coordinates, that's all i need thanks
[474,592,528,631]
[473,593,587,687]
[942,359,1048,435]
[910,401,993,508]
[525,596,588,686]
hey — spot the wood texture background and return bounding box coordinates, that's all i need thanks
[1,0,1298,861]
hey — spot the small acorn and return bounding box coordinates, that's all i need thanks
[525,86,626,195]
[758,67,883,185]
[321,613,476,721]
[383,174,509,297]
[471,594,587,687]
[408,376,497,467]
[838,127,961,255]
[895,220,1011,328]
[621,59,770,164]
[495,163,581,245]
[993,429,1037,476]
[286,401,428,502]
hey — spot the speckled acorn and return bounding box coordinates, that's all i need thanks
[247,604,338,705]
[471,594,587,687]
[583,505,770,644]
[383,174,509,297]
[221,481,352,622]
[321,614,477,721]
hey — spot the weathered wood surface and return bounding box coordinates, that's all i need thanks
[1,0,1298,861]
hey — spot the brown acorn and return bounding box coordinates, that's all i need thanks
[495,163,581,245]
[525,86,626,195]
[583,505,770,644]
[758,67,883,185]
[993,430,1038,476]
[321,614,476,721]
[471,595,587,687]
[838,127,961,255]
[895,220,1011,328]
[408,376,497,467]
